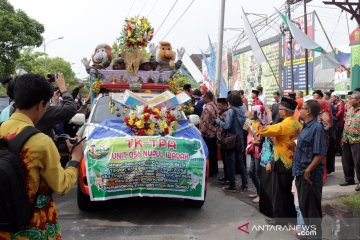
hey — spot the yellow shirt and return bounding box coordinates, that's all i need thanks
[253,116,302,169]
[0,112,78,240]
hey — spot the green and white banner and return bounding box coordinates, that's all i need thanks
[85,136,206,201]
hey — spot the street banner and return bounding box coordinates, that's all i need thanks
[85,136,206,201]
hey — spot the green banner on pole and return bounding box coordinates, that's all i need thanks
[85,136,206,201]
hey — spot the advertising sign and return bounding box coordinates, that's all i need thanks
[236,41,280,101]
[85,136,206,201]
[282,12,315,91]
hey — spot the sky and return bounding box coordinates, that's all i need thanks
[8,0,358,80]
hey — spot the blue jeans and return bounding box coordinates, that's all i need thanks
[249,156,260,194]
[225,149,247,188]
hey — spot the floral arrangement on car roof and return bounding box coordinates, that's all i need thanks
[118,16,154,51]
[124,105,181,136]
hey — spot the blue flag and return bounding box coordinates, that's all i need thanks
[201,36,228,97]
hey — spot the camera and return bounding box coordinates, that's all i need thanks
[54,134,78,155]
[47,73,57,83]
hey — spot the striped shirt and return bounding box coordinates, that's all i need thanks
[342,107,360,144]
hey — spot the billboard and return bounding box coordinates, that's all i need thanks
[235,41,280,101]
[282,12,315,91]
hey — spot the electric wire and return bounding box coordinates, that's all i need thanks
[138,0,147,16]
[153,0,179,37]
[147,0,158,17]
[161,0,195,40]
[127,0,136,17]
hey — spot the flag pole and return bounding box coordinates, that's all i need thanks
[215,0,225,97]
[304,0,309,95]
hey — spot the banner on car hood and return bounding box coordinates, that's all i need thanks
[85,135,206,201]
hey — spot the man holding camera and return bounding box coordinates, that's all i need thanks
[0,73,83,239]
[36,73,77,139]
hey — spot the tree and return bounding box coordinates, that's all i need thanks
[15,50,78,88]
[0,0,44,75]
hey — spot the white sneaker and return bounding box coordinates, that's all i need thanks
[248,194,258,198]
[252,196,259,203]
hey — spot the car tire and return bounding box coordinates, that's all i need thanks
[77,181,97,211]
[184,190,206,208]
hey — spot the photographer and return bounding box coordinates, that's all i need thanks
[36,73,77,139]
[0,73,84,239]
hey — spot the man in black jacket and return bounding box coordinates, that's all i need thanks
[36,73,77,139]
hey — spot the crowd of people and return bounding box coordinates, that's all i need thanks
[184,84,360,239]
[0,72,359,239]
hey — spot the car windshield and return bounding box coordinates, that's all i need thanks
[90,94,186,124]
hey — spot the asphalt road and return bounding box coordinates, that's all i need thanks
[55,178,296,240]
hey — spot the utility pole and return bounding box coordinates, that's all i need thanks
[304,0,309,95]
[287,2,295,92]
[215,0,225,97]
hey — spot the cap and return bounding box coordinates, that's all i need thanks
[183,84,191,91]
[348,91,353,95]
[313,90,324,98]
[217,98,228,104]
[280,97,298,111]
[256,86,263,92]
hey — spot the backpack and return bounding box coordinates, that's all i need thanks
[0,126,40,232]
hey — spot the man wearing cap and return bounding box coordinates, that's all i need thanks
[252,97,302,225]
[340,91,360,191]
[293,100,327,239]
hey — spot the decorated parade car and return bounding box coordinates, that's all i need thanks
[77,16,209,211]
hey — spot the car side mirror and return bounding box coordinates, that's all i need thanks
[188,114,200,125]
[69,113,85,125]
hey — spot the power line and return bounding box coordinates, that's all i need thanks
[161,0,195,40]
[127,0,136,17]
[153,0,179,37]
[138,0,147,16]
[147,0,158,17]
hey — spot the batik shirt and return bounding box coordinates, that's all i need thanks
[253,116,302,169]
[0,113,78,240]
[342,107,360,144]
[200,102,219,138]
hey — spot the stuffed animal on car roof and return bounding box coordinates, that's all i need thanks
[81,44,113,73]
[149,41,185,71]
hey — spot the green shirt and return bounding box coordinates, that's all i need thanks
[342,107,360,144]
